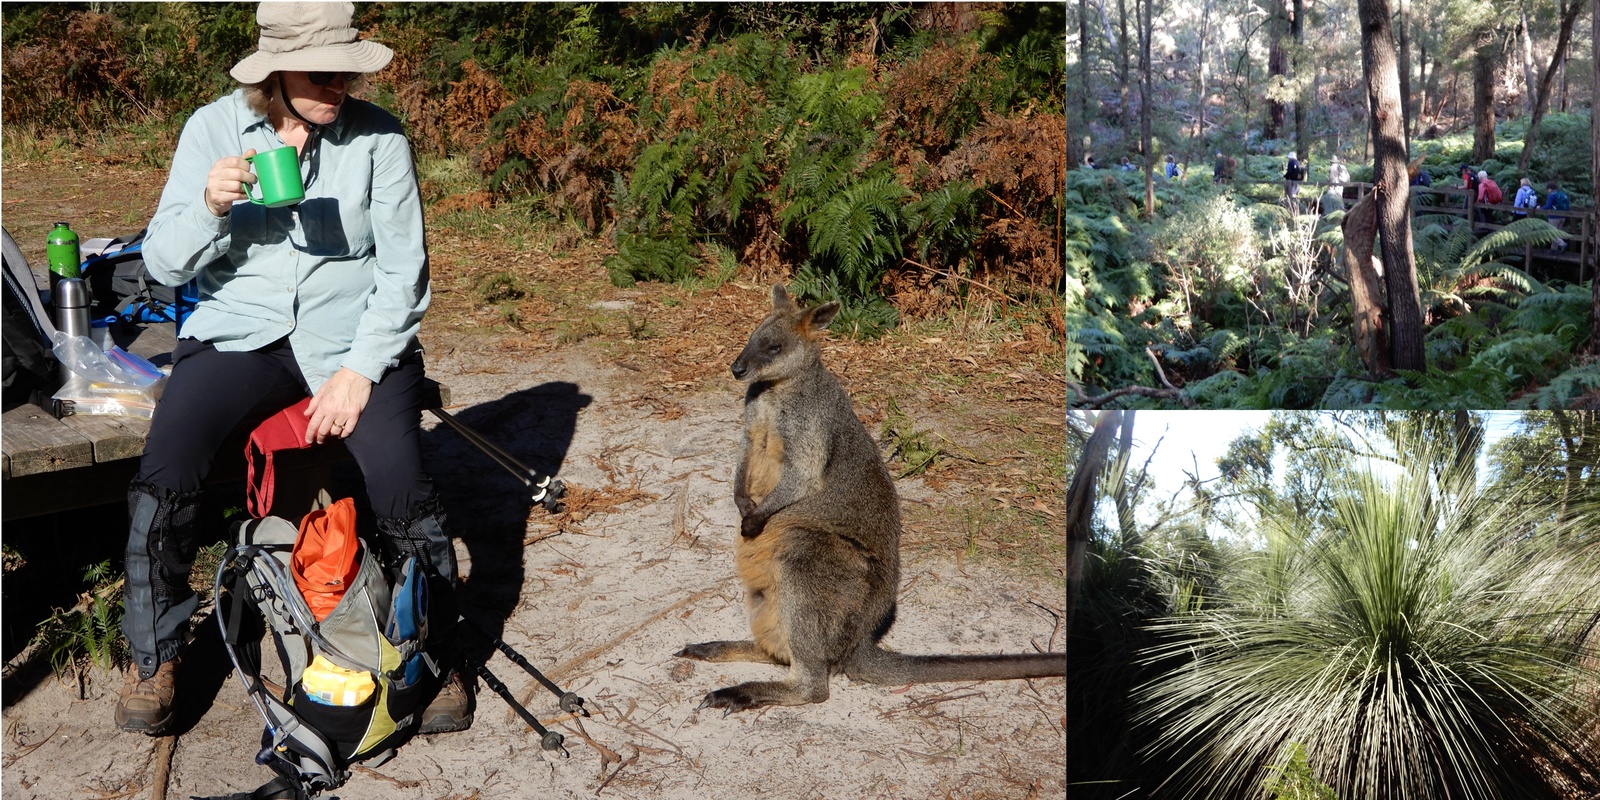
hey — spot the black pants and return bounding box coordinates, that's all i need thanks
[135,337,433,516]
[124,337,435,673]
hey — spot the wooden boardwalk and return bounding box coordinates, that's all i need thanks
[1227,179,1595,280]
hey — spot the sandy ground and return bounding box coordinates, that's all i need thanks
[2,330,1066,799]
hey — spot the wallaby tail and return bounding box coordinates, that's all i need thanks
[848,645,1065,685]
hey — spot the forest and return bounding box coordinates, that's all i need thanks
[0,2,1065,338]
[1068,409,1600,798]
[1066,0,1600,409]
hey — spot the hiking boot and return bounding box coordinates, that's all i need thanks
[114,658,178,735]
[418,670,474,734]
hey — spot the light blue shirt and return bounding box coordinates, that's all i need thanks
[143,89,429,392]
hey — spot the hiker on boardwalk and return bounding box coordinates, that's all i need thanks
[1284,152,1306,199]
[1475,171,1502,225]
[1543,181,1571,253]
[1513,178,1538,217]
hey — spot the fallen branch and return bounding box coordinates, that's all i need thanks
[1071,384,1192,409]
[150,735,175,800]
[1070,349,1195,409]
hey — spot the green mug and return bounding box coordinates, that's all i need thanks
[244,146,306,208]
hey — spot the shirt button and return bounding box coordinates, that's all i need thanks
[286,286,294,293]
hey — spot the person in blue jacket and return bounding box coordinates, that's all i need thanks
[1543,181,1571,252]
[114,1,473,738]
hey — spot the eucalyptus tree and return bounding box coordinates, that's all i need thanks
[1515,0,1587,173]
[1358,0,1426,371]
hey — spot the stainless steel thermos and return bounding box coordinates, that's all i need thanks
[54,277,91,340]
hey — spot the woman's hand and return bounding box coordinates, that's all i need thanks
[205,150,258,217]
[305,368,374,445]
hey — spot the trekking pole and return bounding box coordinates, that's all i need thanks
[466,658,570,757]
[460,616,589,716]
[426,407,566,512]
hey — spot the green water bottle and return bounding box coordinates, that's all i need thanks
[46,221,81,304]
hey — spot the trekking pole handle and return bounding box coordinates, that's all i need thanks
[426,407,566,511]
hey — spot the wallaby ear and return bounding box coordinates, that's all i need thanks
[804,301,840,333]
[771,284,795,312]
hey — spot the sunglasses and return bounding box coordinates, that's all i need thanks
[308,71,361,86]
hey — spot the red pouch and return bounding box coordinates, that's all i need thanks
[245,397,314,518]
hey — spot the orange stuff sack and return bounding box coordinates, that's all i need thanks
[291,497,361,622]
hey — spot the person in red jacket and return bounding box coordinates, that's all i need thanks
[1476,171,1503,225]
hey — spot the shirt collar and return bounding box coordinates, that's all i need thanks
[235,89,350,141]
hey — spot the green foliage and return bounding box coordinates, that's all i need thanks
[1,4,1064,340]
[1136,435,1600,799]
[34,561,128,675]
[1264,743,1339,800]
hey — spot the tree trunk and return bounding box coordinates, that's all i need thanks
[1589,0,1600,355]
[1472,33,1497,162]
[1517,0,1586,173]
[1141,0,1154,216]
[1399,0,1412,138]
[1519,7,1538,116]
[1119,0,1130,127]
[1293,0,1306,156]
[1267,0,1287,140]
[1076,0,1090,166]
[1110,412,1139,541]
[1343,194,1393,377]
[1066,411,1122,637]
[1195,0,1213,141]
[1359,0,1426,372]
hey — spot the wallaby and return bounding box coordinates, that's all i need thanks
[675,284,1065,713]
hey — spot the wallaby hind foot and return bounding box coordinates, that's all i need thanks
[675,640,780,665]
[693,661,832,715]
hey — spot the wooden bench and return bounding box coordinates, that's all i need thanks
[1,320,449,522]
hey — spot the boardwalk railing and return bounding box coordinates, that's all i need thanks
[1222,178,1595,280]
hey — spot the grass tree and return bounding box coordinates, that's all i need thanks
[1134,435,1600,799]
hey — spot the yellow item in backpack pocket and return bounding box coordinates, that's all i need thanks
[300,654,375,706]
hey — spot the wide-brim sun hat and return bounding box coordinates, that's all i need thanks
[230,1,392,84]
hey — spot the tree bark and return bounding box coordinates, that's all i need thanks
[1517,0,1586,173]
[1359,0,1426,372]
[1141,0,1154,216]
[1119,0,1130,127]
[1293,0,1306,156]
[1267,0,1287,140]
[1110,412,1138,541]
[1073,0,1089,168]
[1399,0,1412,139]
[1343,194,1393,377]
[1194,0,1213,141]
[1519,7,1537,116]
[1472,32,1497,162]
[1589,0,1600,355]
[1066,411,1122,637]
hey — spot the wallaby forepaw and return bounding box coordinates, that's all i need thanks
[739,514,767,538]
[697,686,762,716]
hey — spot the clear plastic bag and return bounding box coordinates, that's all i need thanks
[50,332,166,418]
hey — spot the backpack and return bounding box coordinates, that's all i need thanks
[215,500,443,799]
[1548,190,1570,212]
[78,229,199,328]
[2,227,60,410]
[1483,181,1503,205]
